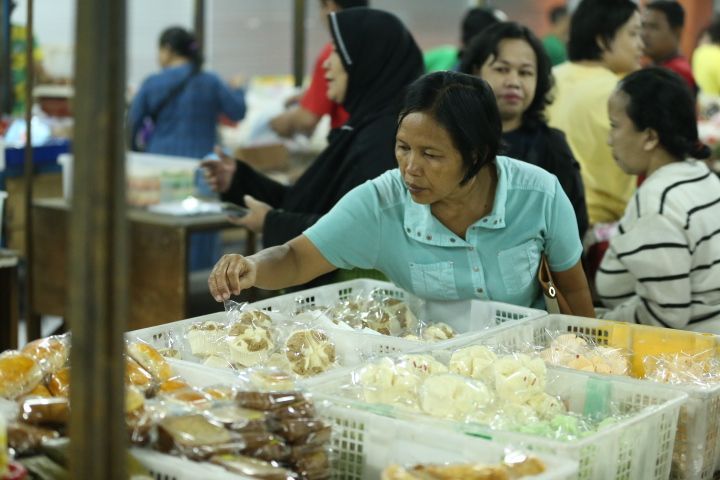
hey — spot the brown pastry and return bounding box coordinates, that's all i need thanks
[157,376,191,394]
[21,336,69,374]
[226,323,274,367]
[157,414,237,460]
[210,454,299,479]
[237,310,274,328]
[21,384,52,399]
[0,351,43,399]
[284,330,336,376]
[125,358,155,392]
[161,388,213,410]
[125,385,145,413]
[47,367,71,397]
[7,422,60,455]
[20,397,70,426]
[204,404,268,432]
[235,391,306,411]
[293,448,331,479]
[127,342,173,382]
[274,419,329,444]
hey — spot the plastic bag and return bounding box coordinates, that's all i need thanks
[642,350,720,387]
[538,331,630,376]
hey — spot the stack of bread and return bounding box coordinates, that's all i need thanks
[382,453,546,479]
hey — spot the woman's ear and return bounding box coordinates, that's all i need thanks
[596,34,611,53]
[642,128,660,152]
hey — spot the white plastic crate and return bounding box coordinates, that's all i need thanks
[126,279,545,368]
[247,278,546,358]
[132,359,577,480]
[306,358,687,480]
[466,314,720,480]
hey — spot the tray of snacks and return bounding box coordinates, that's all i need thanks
[461,314,720,480]
[304,345,687,480]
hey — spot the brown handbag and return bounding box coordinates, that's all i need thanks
[538,254,572,314]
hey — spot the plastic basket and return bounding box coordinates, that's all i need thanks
[126,279,545,369]
[469,314,720,480]
[132,359,577,480]
[248,278,546,358]
[306,357,686,480]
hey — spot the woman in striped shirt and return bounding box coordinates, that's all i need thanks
[597,67,720,332]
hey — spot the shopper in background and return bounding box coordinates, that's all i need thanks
[423,7,506,72]
[641,1,696,93]
[597,68,720,332]
[692,16,720,96]
[209,71,595,317]
[203,8,423,250]
[541,5,569,66]
[269,0,367,139]
[547,0,643,226]
[461,21,588,238]
[128,26,246,159]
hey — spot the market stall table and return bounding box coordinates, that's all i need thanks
[30,198,255,332]
[0,249,20,350]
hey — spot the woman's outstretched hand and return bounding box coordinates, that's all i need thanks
[208,254,257,302]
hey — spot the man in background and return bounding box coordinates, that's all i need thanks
[642,0,697,93]
[542,5,569,66]
[269,0,367,138]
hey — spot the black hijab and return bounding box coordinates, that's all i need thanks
[279,7,424,214]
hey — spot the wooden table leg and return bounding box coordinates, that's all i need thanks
[0,265,19,350]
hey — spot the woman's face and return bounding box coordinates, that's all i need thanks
[601,11,644,74]
[323,49,348,103]
[607,89,648,175]
[158,45,172,68]
[395,112,469,205]
[476,38,537,130]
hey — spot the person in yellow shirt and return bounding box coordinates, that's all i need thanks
[692,17,720,96]
[547,0,643,225]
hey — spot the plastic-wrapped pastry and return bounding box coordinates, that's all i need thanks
[591,346,629,375]
[235,391,307,411]
[161,388,213,410]
[284,329,336,376]
[204,405,268,433]
[421,322,455,341]
[22,384,52,399]
[449,346,497,383]
[203,355,234,370]
[248,368,296,392]
[0,351,43,399]
[527,392,566,420]
[402,334,422,342]
[20,397,70,426]
[359,358,423,409]
[186,321,228,358]
[210,454,298,479]
[419,374,493,421]
[21,336,69,374]
[493,354,546,404]
[381,454,546,479]
[7,422,60,456]
[293,448,331,479]
[377,297,419,335]
[47,367,71,397]
[539,334,588,365]
[125,358,155,392]
[326,300,364,329]
[127,342,173,382]
[397,355,448,376]
[157,414,238,460]
[158,377,191,394]
[157,348,181,360]
[236,310,274,329]
[125,385,145,413]
[203,385,237,401]
[226,323,274,367]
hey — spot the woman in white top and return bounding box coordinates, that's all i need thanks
[597,67,720,332]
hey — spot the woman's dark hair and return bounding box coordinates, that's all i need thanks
[159,27,203,70]
[568,0,637,61]
[646,1,685,30]
[707,16,720,44]
[397,71,502,185]
[618,67,710,160]
[459,22,553,129]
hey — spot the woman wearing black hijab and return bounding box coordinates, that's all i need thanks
[203,8,424,248]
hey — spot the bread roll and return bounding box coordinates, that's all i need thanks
[21,336,69,374]
[127,342,173,382]
[0,351,43,399]
[47,367,71,397]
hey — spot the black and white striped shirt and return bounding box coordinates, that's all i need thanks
[597,161,720,333]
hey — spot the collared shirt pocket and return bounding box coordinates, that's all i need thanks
[498,240,541,294]
[409,261,459,300]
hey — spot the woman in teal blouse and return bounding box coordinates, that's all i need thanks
[209,72,594,316]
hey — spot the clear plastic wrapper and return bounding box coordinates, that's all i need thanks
[241,435,291,462]
[292,447,330,480]
[20,334,70,376]
[347,349,647,442]
[47,367,71,398]
[381,451,547,479]
[235,391,307,412]
[203,404,269,433]
[19,398,70,426]
[538,331,630,376]
[642,350,720,387]
[126,358,156,394]
[0,351,43,399]
[209,454,299,479]
[127,340,173,382]
[7,423,60,456]
[156,413,245,460]
[272,419,330,445]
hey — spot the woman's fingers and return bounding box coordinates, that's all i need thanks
[208,254,255,301]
